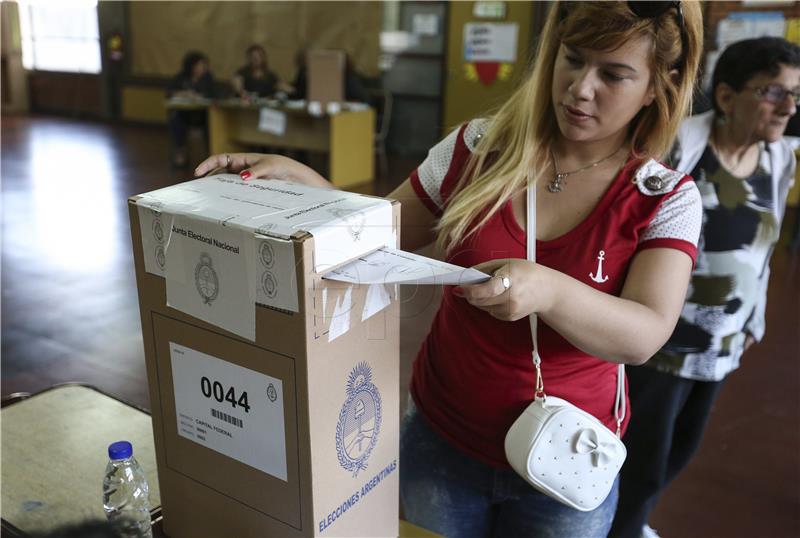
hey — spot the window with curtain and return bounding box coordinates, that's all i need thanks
[18,0,101,74]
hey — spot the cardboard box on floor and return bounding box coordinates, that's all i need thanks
[128,176,400,537]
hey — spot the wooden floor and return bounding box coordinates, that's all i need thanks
[2,115,798,538]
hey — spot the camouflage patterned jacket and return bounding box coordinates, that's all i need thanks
[647,111,796,381]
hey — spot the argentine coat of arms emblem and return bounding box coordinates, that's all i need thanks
[336,362,382,477]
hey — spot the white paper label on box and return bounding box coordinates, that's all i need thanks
[412,13,439,35]
[252,235,299,312]
[170,342,288,481]
[138,205,174,276]
[258,107,287,136]
[166,215,257,340]
[136,175,394,272]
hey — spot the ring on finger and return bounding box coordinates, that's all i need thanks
[225,154,231,168]
[498,275,511,290]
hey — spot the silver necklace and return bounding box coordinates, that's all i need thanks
[549,144,625,193]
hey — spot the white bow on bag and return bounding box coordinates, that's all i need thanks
[574,428,622,467]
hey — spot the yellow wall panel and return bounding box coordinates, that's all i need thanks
[121,86,167,124]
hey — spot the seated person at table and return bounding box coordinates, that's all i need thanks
[288,48,307,101]
[166,51,215,168]
[231,44,280,99]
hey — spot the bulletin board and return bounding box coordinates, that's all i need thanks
[704,1,800,48]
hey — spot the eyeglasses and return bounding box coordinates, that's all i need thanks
[748,83,800,106]
[627,1,686,69]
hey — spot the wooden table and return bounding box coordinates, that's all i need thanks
[164,97,212,111]
[1,385,438,537]
[208,100,375,189]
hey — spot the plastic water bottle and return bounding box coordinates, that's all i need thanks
[102,440,152,538]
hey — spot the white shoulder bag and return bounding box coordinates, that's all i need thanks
[504,180,627,512]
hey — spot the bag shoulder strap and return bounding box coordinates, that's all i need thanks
[526,179,626,436]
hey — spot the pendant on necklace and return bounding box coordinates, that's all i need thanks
[548,173,567,193]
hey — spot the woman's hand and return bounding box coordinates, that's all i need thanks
[455,259,554,321]
[194,153,333,189]
[455,249,693,365]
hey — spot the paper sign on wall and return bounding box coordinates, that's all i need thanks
[473,1,506,19]
[464,23,518,62]
[170,342,288,481]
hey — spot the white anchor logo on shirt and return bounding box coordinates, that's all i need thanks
[589,250,609,283]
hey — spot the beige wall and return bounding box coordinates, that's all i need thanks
[129,2,382,83]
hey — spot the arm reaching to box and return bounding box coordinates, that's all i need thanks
[196,153,439,252]
[195,153,332,189]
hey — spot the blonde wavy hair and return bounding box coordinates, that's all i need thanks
[435,1,703,253]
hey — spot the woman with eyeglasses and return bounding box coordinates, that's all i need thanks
[610,36,800,538]
[195,2,702,536]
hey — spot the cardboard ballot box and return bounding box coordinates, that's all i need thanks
[128,175,400,537]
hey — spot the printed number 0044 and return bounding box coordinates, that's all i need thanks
[200,376,250,413]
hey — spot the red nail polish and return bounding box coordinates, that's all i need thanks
[240,170,252,180]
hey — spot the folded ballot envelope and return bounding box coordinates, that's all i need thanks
[128,175,402,537]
